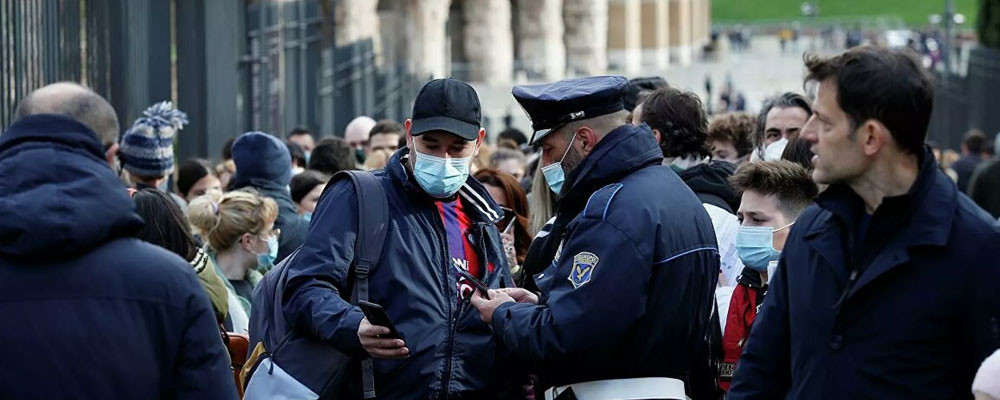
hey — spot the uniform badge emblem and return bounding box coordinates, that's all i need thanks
[568,252,599,289]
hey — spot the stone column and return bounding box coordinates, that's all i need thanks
[607,0,641,74]
[515,0,566,81]
[405,0,450,79]
[668,0,692,66]
[463,0,514,84]
[564,0,608,76]
[702,0,713,42]
[692,0,707,44]
[640,0,669,69]
[335,0,380,46]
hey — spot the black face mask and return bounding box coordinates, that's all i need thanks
[355,148,367,165]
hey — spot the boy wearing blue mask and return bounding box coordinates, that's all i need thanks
[717,160,818,392]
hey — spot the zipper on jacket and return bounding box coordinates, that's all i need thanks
[831,222,860,319]
[431,210,457,399]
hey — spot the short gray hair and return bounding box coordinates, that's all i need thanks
[14,82,120,146]
[563,109,630,139]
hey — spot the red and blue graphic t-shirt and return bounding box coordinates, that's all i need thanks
[437,200,493,300]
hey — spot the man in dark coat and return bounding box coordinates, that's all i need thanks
[228,131,309,263]
[729,46,1000,399]
[472,76,720,398]
[281,78,522,399]
[0,83,236,399]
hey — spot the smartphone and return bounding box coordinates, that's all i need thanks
[454,265,491,298]
[358,301,403,340]
[499,207,516,234]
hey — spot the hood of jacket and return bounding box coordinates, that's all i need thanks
[678,160,739,213]
[228,131,292,192]
[0,115,143,259]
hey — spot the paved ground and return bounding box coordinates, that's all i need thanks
[473,35,835,140]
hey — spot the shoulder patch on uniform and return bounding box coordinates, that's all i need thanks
[568,252,599,289]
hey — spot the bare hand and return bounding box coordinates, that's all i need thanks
[501,232,518,268]
[491,288,538,304]
[358,318,409,359]
[470,290,515,323]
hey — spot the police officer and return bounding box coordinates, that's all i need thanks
[471,76,721,399]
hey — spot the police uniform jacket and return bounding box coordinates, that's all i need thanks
[490,123,721,389]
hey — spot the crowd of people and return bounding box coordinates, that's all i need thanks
[1,44,999,400]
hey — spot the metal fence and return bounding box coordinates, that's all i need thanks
[1,0,83,126]
[2,0,422,162]
[0,0,174,137]
[927,46,1000,149]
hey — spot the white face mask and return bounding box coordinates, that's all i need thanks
[763,138,789,161]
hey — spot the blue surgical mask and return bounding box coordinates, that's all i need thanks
[541,134,577,195]
[257,235,279,270]
[303,211,312,222]
[735,223,792,271]
[412,148,472,198]
[304,151,311,165]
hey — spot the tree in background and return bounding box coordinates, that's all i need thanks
[979,0,1000,48]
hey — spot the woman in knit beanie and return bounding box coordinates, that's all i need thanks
[119,101,187,190]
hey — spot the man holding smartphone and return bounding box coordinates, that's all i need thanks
[472,76,720,399]
[281,78,523,399]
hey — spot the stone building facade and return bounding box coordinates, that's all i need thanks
[338,0,711,85]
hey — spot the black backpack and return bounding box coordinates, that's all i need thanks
[243,170,388,399]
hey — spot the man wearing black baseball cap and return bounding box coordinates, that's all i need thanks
[282,78,523,399]
[404,77,486,198]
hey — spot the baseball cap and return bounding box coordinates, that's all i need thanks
[410,78,482,141]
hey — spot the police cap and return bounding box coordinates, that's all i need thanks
[512,76,628,145]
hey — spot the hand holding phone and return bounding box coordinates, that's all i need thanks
[359,301,403,339]
[357,301,409,359]
[454,265,491,299]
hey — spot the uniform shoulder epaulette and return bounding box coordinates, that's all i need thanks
[582,183,624,221]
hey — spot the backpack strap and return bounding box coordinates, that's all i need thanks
[335,170,389,400]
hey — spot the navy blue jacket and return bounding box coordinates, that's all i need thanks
[729,149,1000,399]
[491,124,720,390]
[282,148,519,399]
[0,115,237,399]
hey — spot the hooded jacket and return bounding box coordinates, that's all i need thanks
[729,149,1000,399]
[0,115,237,399]
[492,124,720,394]
[281,148,520,399]
[677,160,739,214]
[677,160,744,287]
[228,131,309,263]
